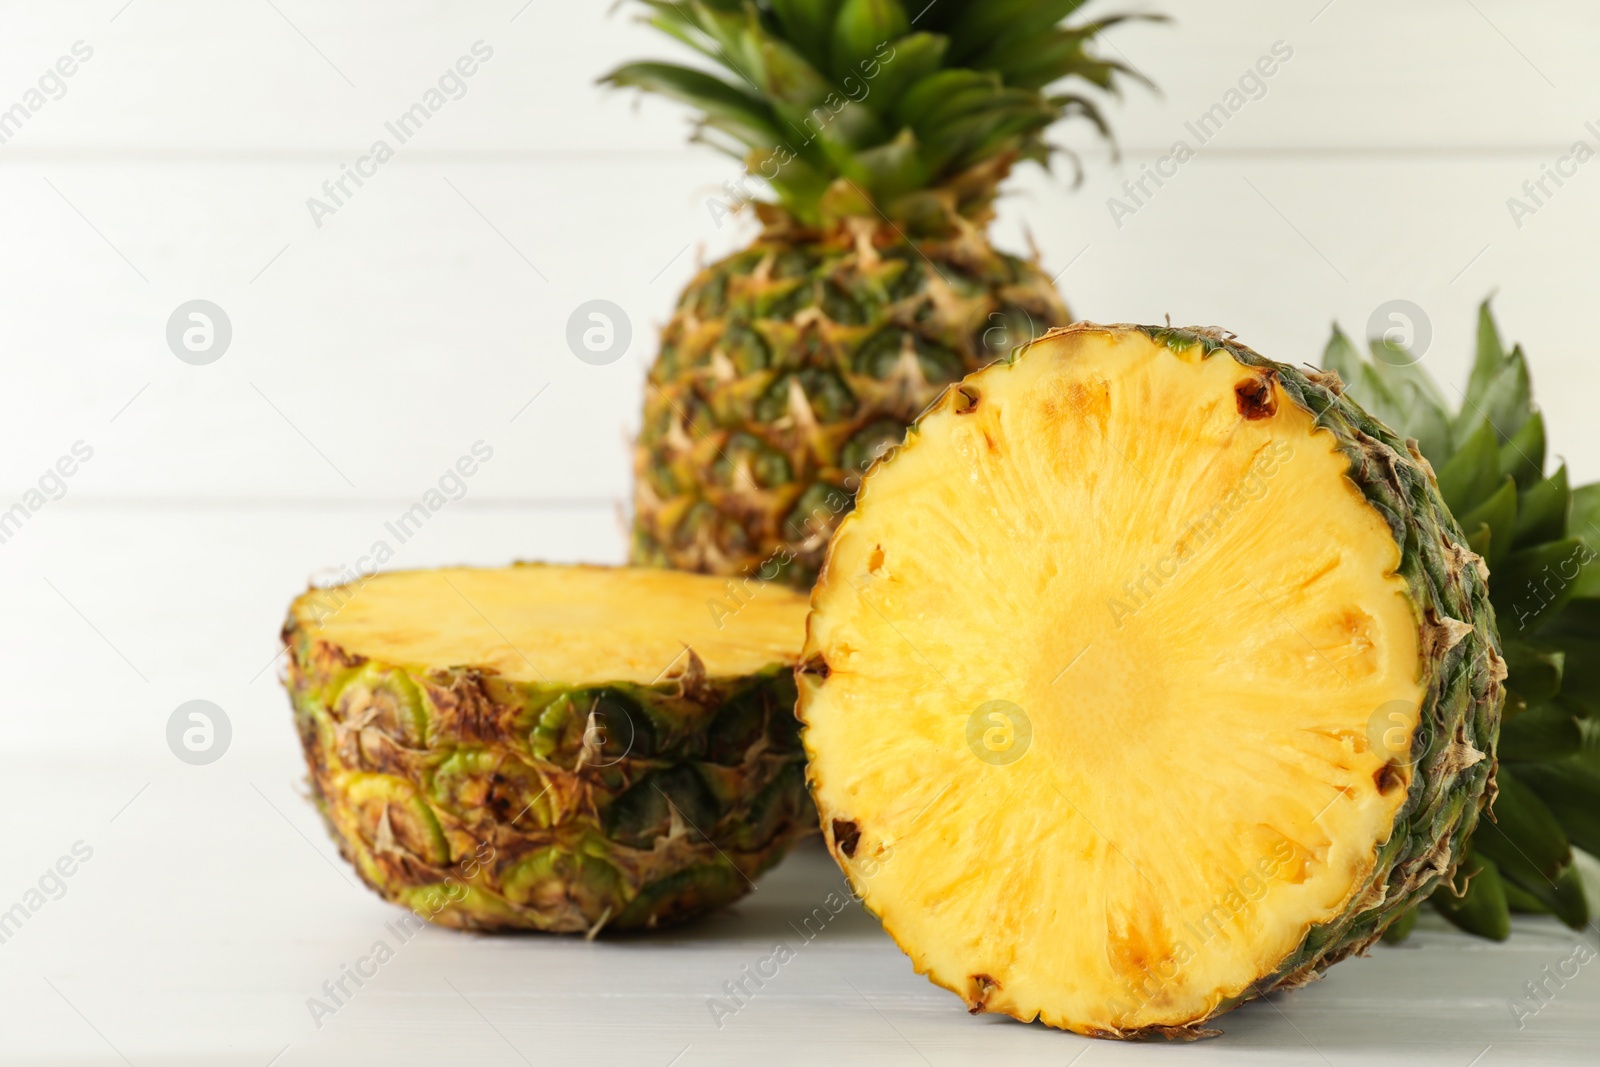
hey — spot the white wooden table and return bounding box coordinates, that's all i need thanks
[3,2,1598,1062]
[3,742,1598,1066]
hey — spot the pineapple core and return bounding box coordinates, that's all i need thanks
[298,565,808,684]
[801,327,1424,1034]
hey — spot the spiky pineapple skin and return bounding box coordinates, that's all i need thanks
[283,619,812,933]
[632,210,1069,588]
[800,324,1507,1038]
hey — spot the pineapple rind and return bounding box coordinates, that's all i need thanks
[282,567,813,934]
[1322,303,1597,938]
[632,210,1069,588]
[800,323,1505,1037]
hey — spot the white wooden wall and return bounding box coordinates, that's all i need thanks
[1,0,1597,755]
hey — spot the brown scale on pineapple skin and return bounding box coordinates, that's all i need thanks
[830,818,860,858]
[632,203,1071,589]
[967,974,1001,1014]
[1233,372,1278,420]
[421,670,506,745]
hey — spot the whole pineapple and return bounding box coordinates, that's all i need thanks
[607,0,1154,587]
[1323,303,1599,940]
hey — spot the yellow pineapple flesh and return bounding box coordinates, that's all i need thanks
[799,325,1501,1036]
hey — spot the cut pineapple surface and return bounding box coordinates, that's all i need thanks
[284,564,815,933]
[799,324,1502,1036]
[296,564,805,684]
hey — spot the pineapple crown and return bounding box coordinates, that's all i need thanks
[601,0,1159,230]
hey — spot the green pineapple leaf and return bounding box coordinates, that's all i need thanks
[1465,299,1507,409]
[1436,421,1503,516]
[1320,325,1366,387]
[1503,640,1565,704]
[1434,849,1510,940]
[603,62,783,150]
[1457,475,1517,573]
[1516,760,1600,857]
[1494,537,1587,637]
[603,0,1156,223]
[1457,345,1532,446]
[830,0,909,81]
[768,0,845,69]
[849,127,928,200]
[1500,409,1547,489]
[1500,704,1582,762]
[1513,465,1571,549]
[944,0,1092,62]
[893,69,997,128]
[864,32,949,113]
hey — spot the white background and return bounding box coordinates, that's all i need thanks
[0,1,1596,1063]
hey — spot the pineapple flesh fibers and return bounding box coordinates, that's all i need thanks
[283,564,813,933]
[799,324,1504,1037]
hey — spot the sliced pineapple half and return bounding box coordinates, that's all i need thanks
[799,324,1503,1037]
[283,563,813,933]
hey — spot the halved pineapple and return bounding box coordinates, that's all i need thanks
[283,563,813,933]
[799,324,1503,1036]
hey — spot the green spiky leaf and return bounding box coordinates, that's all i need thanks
[1436,421,1503,516]
[1500,704,1581,762]
[830,0,908,81]
[865,32,949,113]
[602,0,1155,223]
[603,62,783,150]
[1433,849,1510,940]
[1457,475,1517,573]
